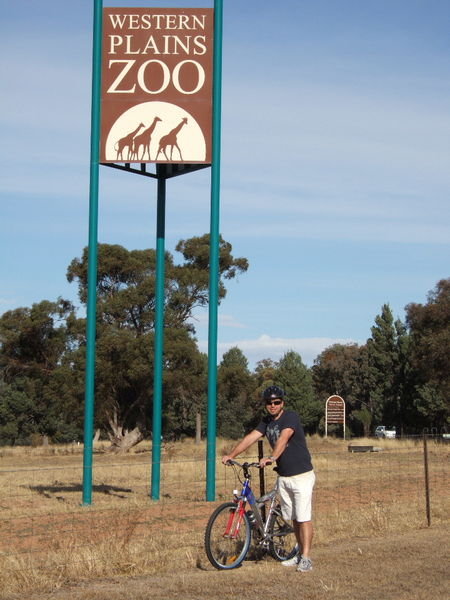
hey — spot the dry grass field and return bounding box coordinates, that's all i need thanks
[22,526,449,600]
[0,436,448,600]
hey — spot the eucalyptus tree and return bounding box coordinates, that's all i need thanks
[67,238,248,449]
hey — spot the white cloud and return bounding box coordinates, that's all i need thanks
[198,334,358,368]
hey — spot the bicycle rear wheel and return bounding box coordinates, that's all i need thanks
[205,502,251,569]
[268,506,297,561]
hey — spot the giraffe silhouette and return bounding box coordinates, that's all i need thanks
[115,123,145,161]
[130,116,162,161]
[156,117,188,161]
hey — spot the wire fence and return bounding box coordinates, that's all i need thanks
[0,436,448,595]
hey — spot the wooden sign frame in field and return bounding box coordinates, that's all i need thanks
[325,395,346,439]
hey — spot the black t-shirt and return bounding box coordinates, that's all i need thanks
[256,409,313,477]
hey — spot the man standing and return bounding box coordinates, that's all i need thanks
[222,385,315,572]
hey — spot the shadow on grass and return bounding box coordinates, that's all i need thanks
[27,482,133,499]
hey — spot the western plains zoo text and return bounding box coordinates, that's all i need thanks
[105,12,208,95]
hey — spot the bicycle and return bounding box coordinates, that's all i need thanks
[204,460,297,569]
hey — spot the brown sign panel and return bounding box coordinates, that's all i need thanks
[326,395,345,424]
[101,8,213,164]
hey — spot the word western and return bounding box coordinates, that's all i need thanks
[108,13,207,31]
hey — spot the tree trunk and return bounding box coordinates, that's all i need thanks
[108,426,144,453]
[195,412,201,445]
[106,406,144,453]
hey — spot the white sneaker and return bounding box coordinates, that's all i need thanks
[281,552,300,567]
[297,556,313,572]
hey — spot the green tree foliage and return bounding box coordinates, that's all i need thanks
[171,234,249,330]
[66,239,248,444]
[162,330,207,439]
[217,347,255,438]
[67,245,163,333]
[366,304,409,430]
[253,358,278,385]
[0,299,83,444]
[175,234,249,298]
[276,351,320,432]
[0,379,38,445]
[405,278,450,431]
[2,251,447,445]
[0,299,73,380]
[312,343,367,404]
[67,237,249,333]
[390,319,413,434]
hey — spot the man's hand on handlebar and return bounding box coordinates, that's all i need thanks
[222,457,266,469]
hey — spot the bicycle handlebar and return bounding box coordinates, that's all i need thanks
[225,459,261,468]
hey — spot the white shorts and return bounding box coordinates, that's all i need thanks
[278,470,315,523]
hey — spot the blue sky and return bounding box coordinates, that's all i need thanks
[1,0,449,369]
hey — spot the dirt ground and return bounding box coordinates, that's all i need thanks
[12,525,448,600]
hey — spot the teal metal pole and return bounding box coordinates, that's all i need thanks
[151,167,166,500]
[206,0,223,501]
[82,0,103,505]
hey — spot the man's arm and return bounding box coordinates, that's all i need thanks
[222,429,263,465]
[259,427,294,467]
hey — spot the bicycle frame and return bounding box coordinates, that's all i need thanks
[229,461,279,546]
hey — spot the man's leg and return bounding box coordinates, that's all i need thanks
[279,473,314,567]
[297,520,313,558]
[292,520,302,554]
[281,519,302,566]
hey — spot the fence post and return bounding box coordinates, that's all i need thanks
[257,439,266,522]
[257,440,265,497]
[423,434,431,526]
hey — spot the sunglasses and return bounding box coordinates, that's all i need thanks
[265,399,283,406]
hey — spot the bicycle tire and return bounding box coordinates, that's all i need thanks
[204,502,251,569]
[267,506,297,561]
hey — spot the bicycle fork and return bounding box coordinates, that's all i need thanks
[224,479,265,539]
[223,500,246,539]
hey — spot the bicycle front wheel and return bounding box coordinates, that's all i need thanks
[268,507,297,561]
[205,502,251,569]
